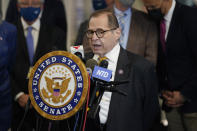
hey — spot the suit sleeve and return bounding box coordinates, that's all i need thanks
[144,21,158,65]
[143,63,160,131]
[7,24,17,74]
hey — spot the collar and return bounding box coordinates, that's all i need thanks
[113,5,131,17]
[164,0,176,22]
[93,43,120,64]
[105,43,120,64]
[21,17,40,31]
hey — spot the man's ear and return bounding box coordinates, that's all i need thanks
[114,27,121,41]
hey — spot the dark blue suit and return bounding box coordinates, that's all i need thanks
[0,21,17,130]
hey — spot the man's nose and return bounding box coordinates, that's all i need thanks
[91,32,99,40]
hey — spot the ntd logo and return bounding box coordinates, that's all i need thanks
[92,66,112,82]
[96,70,109,78]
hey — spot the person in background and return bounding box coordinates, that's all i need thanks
[176,0,194,6]
[0,8,17,131]
[6,0,67,34]
[142,0,197,131]
[111,0,158,65]
[10,0,66,130]
[85,9,159,131]
[193,0,197,6]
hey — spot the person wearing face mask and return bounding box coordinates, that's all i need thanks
[142,0,197,131]
[6,0,67,34]
[109,0,158,65]
[10,0,66,130]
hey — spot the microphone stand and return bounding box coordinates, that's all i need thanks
[87,80,129,120]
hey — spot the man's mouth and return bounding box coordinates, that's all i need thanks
[93,44,102,48]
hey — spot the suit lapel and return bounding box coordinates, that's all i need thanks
[107,47,133,127]
[114,48,131,82]
[17,20,30,65]
[166,3,181,47]
[33,24,49,64]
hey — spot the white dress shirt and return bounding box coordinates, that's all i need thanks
[164,0,176,40]
[98,43,120,124]
[21,17,40,52]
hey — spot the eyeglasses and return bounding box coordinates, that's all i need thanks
[86,28,117,38]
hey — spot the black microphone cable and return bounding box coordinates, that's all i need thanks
[17,98,31,131]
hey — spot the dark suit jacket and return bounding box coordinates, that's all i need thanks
[80,8,158,65]
[10,19,66,130]
[86,47,159,131]
[157,2,197,113]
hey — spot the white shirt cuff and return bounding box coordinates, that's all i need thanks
[15,92,24,101]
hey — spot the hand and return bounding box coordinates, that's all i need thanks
[17,94,30,108]
[162,91,185,107]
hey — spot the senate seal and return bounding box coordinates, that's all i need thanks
[28,51,88,120]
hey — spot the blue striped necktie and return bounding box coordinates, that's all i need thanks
[118,12,126,48]
[26,26,34,64]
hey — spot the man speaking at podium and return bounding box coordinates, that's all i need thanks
[85,9,159,131]
[10,0,66,130]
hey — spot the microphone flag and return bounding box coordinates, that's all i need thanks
[92,66,112,82]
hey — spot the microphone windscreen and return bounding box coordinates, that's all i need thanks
[99,60,108,68]
[74,52,83,60]
[70,45,84,58]
[86,59,98,71]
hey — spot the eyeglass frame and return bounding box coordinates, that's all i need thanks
[86,28,117,38]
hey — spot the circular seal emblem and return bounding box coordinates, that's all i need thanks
[28,51,88,120]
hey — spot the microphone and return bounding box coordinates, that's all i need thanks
[99,60,108,68]
[74,52,83,60]
[88,60,109,108]
[70,45,85,62]
[87,60,110,119]
[88,59,127,119]
[85,59,98,75]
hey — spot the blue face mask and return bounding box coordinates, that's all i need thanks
[20,7,41,22]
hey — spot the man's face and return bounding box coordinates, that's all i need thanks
[143,0,166,21]
[143,0,162,10]
[88,14,120,57]
[118,0,135,7]
[17,0,43,10]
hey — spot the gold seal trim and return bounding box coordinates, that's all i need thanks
[28,51,88,120]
